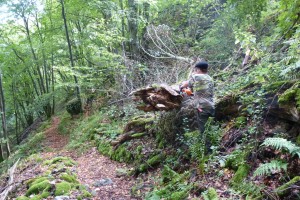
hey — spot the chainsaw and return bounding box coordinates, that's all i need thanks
[179,86,193,97]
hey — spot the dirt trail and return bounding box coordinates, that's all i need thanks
[76,147,137,200]
[42,117,137,200]
[43,117,68,150]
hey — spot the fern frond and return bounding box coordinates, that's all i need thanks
[261,137,300,157]
[253,160,287,177]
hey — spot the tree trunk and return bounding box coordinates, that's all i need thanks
[60,0,82,112]
[127,0,139,58]
[119,0,125,38]
[22,17,46,95]
[0,71,10,157]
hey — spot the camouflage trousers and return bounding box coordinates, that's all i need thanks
[178,97,214,134]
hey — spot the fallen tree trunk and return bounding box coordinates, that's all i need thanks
[111,115,154,147]
[131,84,183,112]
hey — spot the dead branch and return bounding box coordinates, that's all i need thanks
[0,158,20,200]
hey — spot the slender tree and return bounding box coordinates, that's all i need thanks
[60,0,82,112]
[0,70,10,157]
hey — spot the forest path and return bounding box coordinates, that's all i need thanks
[43,117,68,150]
[41,116,137,200]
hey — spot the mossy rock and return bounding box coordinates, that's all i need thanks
[60,173,79,183]
[16,196,30,200]
[230,164,250,185]
[26,177,48,187]
[55,181,72,196]
[202,187,219,200]
[276,176,300,196]
[278,84,300,112]
[26,180,51,196]
[43,156,76,166]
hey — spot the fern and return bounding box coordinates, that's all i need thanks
[261,137,300,157]
[253,160,287,177]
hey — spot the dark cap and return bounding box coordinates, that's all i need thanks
[195,61,208,70]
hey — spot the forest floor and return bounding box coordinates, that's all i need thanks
[12,116,155,200]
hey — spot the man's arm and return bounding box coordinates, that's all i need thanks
[180,80,189,89]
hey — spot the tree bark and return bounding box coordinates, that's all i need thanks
[127,0,139,58]
[60,0,82,112]
[0,71,10,157]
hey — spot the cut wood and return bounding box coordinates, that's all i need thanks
[131,84,183,112]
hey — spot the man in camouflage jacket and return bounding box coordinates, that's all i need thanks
[180,61,215,134]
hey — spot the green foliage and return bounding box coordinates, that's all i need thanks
[57,112,73,135]
[202,187,218,200]
[225,149,249,170]
[145,165,192,200]
[253,160,287,177]
[233,181,263,198]
[261,137,300,157]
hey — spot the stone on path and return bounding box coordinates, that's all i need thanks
[93,178,113,187]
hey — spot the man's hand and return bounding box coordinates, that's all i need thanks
[180,81,189,89]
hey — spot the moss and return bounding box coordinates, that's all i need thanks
[202,187,219,200]
[296,135,300,145]
[278,84,300,111]
[16,196,30,200]
[60,173,78,183]
[30,196,41,200]
[128,116,154,127]
[97,141,113,157]
[43,156,76,166]
[230,164,250,185]
[40,191,50,198]
[27,177,48,187]
[146,154,164,166]
[131,132,146,138]
[82,190,92,198]
[276,176,300,196]
[55,181,72,196]
[26,180,51,196]
[136,154,164,173]
[111,144,132,163]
